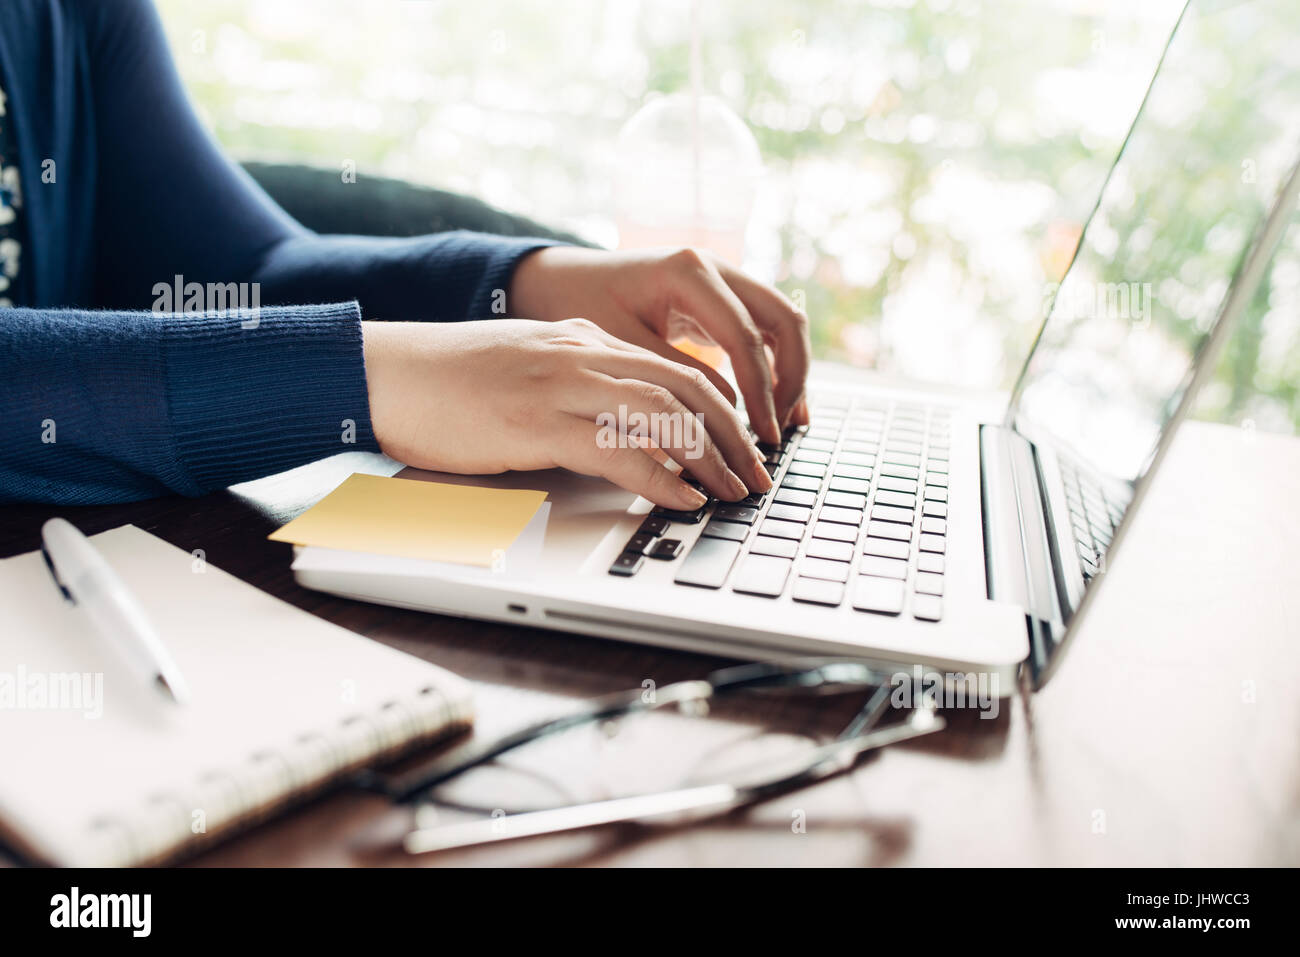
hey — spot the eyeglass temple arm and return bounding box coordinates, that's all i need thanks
[354,679,715,802]
[359,660,898,803]
[402,703,945,856]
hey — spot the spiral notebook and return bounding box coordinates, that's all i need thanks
[0,525,473,867]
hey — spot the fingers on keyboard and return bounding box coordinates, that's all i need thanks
[619,405,949,622]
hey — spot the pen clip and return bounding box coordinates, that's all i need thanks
[40,544,75,604]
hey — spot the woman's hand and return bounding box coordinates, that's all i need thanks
[362,318,773,509]
[507,246,811,445]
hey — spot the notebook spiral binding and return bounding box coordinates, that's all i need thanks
[81,684,468,867]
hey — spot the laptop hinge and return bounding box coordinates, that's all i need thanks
[979,425,1063,681]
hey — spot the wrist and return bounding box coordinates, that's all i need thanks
[361,320,413,459]
[507,245,594,320]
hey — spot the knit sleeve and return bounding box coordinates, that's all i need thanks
[0,301,376,504]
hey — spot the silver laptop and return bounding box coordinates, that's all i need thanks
[294,0,1300,695]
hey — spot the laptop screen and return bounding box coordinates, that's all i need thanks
[1009,0,1300,487]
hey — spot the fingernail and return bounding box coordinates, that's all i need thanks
[680,484,708,509]
[749,453,773,492]
[722,469,748,501]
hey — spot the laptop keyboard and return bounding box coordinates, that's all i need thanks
[1057,457,1124,581]
[608,396,952,622]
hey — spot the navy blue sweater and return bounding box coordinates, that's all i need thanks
[0,0,556,504]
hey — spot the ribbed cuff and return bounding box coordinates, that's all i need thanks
[162,301,378,492]
[465,235,566,319]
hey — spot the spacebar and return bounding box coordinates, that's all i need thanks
[674,537,742,589]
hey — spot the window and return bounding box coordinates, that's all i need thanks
[155,0,1300,434]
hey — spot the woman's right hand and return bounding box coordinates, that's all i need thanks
[361,318,774,510]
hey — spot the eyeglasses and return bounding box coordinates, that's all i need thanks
[355,659,946,854]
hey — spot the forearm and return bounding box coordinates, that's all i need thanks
[76,0,564,323]
[254,231,564,322]
[0,303,375,505]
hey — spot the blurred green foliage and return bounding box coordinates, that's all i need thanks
[154,0,1298,434]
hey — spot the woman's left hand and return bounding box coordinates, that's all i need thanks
[508,246,811,445]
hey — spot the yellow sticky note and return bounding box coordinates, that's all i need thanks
[269,473,547,566]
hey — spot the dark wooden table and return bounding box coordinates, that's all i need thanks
[3,424,1297,867]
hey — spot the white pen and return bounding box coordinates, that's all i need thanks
[40,518,191,705]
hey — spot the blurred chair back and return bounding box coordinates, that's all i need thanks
[242,161,591,244]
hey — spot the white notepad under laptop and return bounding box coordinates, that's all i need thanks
[0,524,473,867]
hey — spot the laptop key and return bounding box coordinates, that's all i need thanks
[863,537,909,560]
[845,430,882,443]
[750,535,798,559]
[651,506,707,524]
[648,538,683,560]
[768,503,813,524]
[829,477,871,495]
[880,463,920,480]
[674,537,742,589]
[639,517,671,537]
[837,452,875,467]
[731,554,792,597]
[871,504,914,525]
[773,487,817,508]
[759,518,806,541]
[883,451,922,468]
[915,572,944,595]
[786,460,827,479]
[852,576,905,615]
[714,505,759,525]
[625,532,657,554]
[702,519,748,543]
[792,449,831,465]
[824,490,867,510]
[918,533,946,554]
[798,556,851,583]
[818,505,864,526]
[922,500,947,519]
[867,520,911,542]
[781,474,822,492]
[875,489,917,509]
[927,460,949,475]
[841,440,877,454]
[832,463,873,481]
[912,594,943,622]
[812,521,858,543]
[860,555,907,580]
[769,486,811,509]
[609,552,645,577]
[877,475,918,494]
[926,473,949,489]
[921,517,947,536]
[806,538,854,562]
[917,552,945,574]
[889,426,926,441]
[798,437,836,452]
[792,577,845,607]
[924,485,948,503]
